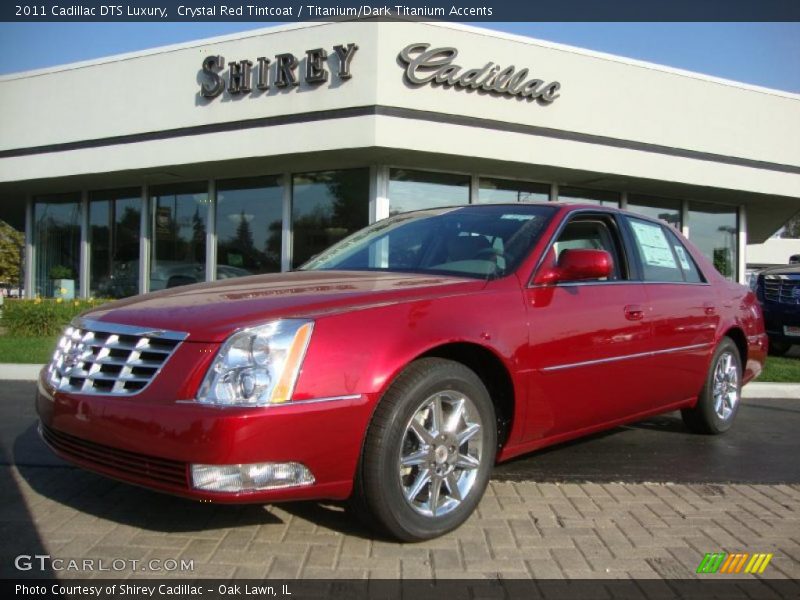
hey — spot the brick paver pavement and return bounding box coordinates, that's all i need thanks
[2,464,798,580]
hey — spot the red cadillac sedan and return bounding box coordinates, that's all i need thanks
[37,203,766,541]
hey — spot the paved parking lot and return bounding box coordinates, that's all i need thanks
[1,381,799,581]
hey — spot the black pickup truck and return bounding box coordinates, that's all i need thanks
[753,265,800,355]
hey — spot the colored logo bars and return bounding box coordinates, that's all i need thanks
[697,552,774,574]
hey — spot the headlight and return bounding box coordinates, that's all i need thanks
[196,319,314,407]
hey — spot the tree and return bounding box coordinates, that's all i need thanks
[0,220,24,287]
[780,213,800,239]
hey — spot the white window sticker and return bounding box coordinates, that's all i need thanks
[673,245,692,271]
[630,221,677,269]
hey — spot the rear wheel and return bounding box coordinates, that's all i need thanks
[681,338,742,435]
[352,358,496,541]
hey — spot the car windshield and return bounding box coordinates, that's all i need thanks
[300,204,557,279]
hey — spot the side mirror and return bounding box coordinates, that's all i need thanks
[536,249,613,284]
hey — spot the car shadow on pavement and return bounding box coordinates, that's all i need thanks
[13,423,376,539]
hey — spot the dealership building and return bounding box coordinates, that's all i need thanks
[0,20,798,298]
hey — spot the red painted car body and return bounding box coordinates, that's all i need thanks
[36,204,767,504]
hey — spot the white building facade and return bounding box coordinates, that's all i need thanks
[1,21,798,298]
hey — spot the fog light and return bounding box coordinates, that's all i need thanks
[190,462,315,493]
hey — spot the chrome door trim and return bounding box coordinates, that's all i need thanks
[540,342,712,372]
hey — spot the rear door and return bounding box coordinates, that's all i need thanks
[622,216,717,409]
[522,211,653,441]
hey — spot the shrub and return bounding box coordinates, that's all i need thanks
[1,298,111,336]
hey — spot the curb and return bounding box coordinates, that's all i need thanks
[0,363,42,381]
[0,364,797,399]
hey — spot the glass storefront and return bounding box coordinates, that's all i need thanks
[477,178,550,204]
[627,195,682,229]
[292,169,369,268]
[688,201,738,281]
[216,177,283,278]
[389,169,470,216]
[558,186,620,207]
[89,189,141,298]
[33,195,81,298]
[150,183,208,291]
[25,169,746,296]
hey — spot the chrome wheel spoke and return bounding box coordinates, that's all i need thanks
[430,396,444,436]
[405,468,432,502]
[445,472,462,501]
[456,453,480,470]
[401,448,429,468]
[428,475,442,516]
[409,419,434,445]
[447,398,466,433]
[457,423,481,446]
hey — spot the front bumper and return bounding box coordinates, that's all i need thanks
[36,373,374,503]
[762,303,800,344]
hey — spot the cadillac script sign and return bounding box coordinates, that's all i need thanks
[398,43,561,103]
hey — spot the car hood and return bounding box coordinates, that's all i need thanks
[83,270,486,342]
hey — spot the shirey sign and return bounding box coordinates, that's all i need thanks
[197,41,560,104]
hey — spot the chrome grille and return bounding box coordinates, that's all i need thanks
[47,318,187,396]
[763,275,800,305]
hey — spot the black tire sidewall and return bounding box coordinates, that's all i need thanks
[366,360,496,541]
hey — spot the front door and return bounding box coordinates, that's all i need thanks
[522,213,653,442]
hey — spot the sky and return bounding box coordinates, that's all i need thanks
[0,22,798,93]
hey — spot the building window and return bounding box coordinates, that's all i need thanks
[388,169,470,216]
[89,189,141,298]
[688,201,738,281]
[217,176,283,278]
[627,195,682,229]
[33,195,81,299]
[149,183,208,291]
[558,186,620,207]
[292,169,369,268]
[477,178,549,204]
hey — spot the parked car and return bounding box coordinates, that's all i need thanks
[752,264,800,356]
[36,203,767,541]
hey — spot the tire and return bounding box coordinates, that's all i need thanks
[681,338,742,435]
[352,358,497,541]
[768,339,792,357]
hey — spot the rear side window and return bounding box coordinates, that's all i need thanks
[626,217,704,283]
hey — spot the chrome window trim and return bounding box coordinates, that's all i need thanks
[72,317,188,342]
[529,280,711,289]
[541,342,712,373]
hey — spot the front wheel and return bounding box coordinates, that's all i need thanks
[681,338,742,435]
[352,358,496,541]
[768,339,792,357]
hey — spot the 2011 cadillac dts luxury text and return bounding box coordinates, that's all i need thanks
[37,203,767,540]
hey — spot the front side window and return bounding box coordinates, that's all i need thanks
[550,216,626,280]
[302,204,556,279]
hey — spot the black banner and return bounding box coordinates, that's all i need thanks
[5,579,800,600]
[3,0,800,22]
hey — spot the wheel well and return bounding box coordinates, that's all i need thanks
[420,342,515,449]
[725,327,748,365]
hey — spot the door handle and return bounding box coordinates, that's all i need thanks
[624,304,645,321]
[703,302,717,316]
